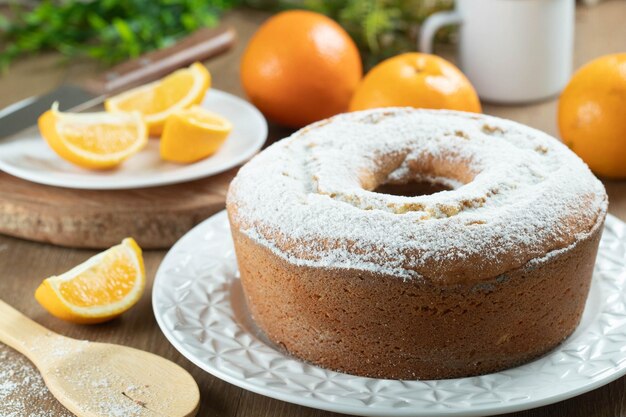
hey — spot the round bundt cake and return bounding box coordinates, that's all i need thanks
[226,108,608,379]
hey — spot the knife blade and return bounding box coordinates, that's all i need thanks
[0,26,236,140]
[0,85,101,140]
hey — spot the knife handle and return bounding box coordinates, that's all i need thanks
[85,26,236,95]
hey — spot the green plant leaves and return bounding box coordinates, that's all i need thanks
[0,0,239,71]
[0,0,454,73]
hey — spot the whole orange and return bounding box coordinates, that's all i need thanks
[349,53,481,113]
[240,10,362,128]
[558,53,626,178]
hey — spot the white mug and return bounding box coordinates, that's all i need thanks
[419,0,575,104]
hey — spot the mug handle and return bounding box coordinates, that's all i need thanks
[419,11,462,54]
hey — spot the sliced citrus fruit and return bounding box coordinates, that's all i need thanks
[105,62,211,135]
[160,105,232,163]
[38,104,147,170]
[35,238,145,324]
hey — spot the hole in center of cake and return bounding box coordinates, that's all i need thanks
[358,150,476,200]
[373,180,453,197]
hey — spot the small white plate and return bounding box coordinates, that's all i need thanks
[153,211,626,417]
[0,90,267,190]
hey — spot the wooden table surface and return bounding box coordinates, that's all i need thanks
[1,3,626,416]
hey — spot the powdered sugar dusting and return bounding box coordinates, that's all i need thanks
[0,334,178,417]
[38,337,165,417]
[227,108,607,283]
[0,347,73,417]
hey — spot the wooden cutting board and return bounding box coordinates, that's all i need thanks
[0,170,234,249]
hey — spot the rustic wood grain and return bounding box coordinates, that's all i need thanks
[0,4,625,417]
[0,169,235,249]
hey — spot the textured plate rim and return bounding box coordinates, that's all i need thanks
[153,211,626,417]
[0,90,267,190]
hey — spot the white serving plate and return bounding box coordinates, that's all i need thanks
[0,90,267,190]
[153,211,626,416]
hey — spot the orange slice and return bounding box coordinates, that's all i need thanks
[104,62,211,135]
[35,238,145,324]
[160,106,232,163]
[38,104,147,170]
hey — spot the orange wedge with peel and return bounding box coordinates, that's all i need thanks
[160,105,232,163]
[35,238,145,324]
[38,104,147,170]
[105,62,211,135]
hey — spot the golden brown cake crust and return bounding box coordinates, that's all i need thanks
[230,211,604,379]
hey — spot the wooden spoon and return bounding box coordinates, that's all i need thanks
[0,300,199,417]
